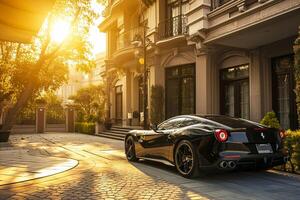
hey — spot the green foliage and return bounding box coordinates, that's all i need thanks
[16,101,36,125]
[75,122,95,135]
[16,92,65,125]
[70,84,106,123]
[44,92,65,124]
[150,85,164,125]
[294,31,300,126]
[260,111,281,129]
[283,130,300,172]
[0,0,99,130]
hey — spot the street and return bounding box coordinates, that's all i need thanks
[1,133,300,200]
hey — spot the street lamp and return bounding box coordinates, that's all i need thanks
[132,23,154,129]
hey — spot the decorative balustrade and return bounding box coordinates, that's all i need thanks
[158,15,187,40]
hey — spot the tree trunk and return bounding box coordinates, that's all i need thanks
[0,82,36,131]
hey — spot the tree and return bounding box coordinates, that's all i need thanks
[70,84,106,123]
[0,0,99,131]
[294,26,300,128]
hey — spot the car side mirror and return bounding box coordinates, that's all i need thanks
[150,124,158,132]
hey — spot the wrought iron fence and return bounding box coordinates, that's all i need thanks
[158,15,187,40]
[211,0,232,10]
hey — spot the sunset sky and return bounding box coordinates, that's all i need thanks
[49,0,106,56]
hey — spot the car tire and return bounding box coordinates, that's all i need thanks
[174,140,200,178]
[125,136,138,162]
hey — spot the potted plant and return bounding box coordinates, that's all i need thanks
[132,111,140,126]
[0,125,10,143]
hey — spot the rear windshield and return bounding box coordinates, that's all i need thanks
[203,116,263,129]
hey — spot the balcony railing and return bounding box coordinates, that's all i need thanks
[158,15,187,40]
[116,27,144,51]
[211,0,232,10]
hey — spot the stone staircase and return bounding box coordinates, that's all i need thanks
[96,126,136,141]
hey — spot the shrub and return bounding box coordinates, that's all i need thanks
[260,111,280,129]
[284,130,300,172]
[293,34,300,129]
[75,122,95,135]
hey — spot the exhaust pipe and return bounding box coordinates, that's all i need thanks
[219,161,228,169]
[228,161,237,169]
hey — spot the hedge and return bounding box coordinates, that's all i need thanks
[75,122,95,135]
[282,130,300,172]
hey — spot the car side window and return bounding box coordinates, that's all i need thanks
[158,120,172,130]
[158,117,186,130]
[181,118,201,127]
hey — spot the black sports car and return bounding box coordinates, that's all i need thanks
[124,115,288,178]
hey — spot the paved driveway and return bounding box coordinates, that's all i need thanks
[0,133,299,200]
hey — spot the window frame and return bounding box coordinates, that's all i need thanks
[220,64,250,119]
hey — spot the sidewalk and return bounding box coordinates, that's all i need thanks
[0,138,78,186]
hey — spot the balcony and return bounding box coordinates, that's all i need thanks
[205,0,300,49]
[158,15,188,41]
[116,27,143,51]
[111,27,143,64]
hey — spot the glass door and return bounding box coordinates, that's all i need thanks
[220,65,249,119]
[165,64,195,119]
[272,55,298,130]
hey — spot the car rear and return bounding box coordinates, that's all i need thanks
[203,116,288,170]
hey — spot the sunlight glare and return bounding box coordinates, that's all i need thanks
[51,19,70,43]
[88,0,106,55]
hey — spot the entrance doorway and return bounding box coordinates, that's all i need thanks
[272,55,298,130]
[220,64,250,119]
[165,64,195,119]
[115,85,123,124]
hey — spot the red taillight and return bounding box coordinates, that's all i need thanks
[215,129,229,142]
[279,130,286,139]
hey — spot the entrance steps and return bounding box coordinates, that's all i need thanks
[96,126,141,141]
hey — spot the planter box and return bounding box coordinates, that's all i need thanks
[0,130,10,143]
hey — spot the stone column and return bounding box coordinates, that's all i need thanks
[249,49,262,122]
[195,49,216,115]
[36,104,46,133]
[65,104,76,133]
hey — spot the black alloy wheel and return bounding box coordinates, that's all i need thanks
[175,140,199,178]
[125,136,138,161]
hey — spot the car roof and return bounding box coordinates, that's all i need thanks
[170,114,265,129]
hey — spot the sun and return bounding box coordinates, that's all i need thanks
[50,19,70,43]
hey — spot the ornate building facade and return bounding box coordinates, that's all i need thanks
[99,0,300,129]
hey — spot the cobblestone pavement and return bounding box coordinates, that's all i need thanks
[1,133,300,200]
